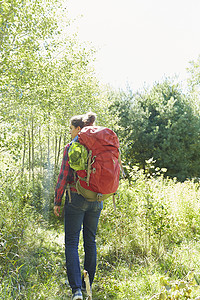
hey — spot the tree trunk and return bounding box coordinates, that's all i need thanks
[57,135,62,166]
[54,134,62,180]
[54,134,57,170]
[28,129,31,181]
[39,126,43,176]
[21,129,26,178]
[31,116,34,187]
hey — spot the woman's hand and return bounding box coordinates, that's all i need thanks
[54,205,61,217]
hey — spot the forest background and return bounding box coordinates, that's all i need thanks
[1,0,200,299]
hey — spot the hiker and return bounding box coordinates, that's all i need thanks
[54,112,102,300]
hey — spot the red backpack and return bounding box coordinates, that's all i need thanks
[76,126,120,202]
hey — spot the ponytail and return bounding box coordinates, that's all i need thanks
[70,111,96,129]
[82,112,96,127]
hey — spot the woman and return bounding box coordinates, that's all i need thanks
[54,112,102,300]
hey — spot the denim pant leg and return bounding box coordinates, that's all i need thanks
[65,193,85,293]
[64,192,102,293]
[83,201,103,285]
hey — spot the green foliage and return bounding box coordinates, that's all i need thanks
[1,165,200,299]
[109,79,200,181]
[0,0,111,206]
[150,272,200,299]
[95,170,200,299]
[99,166,200,259]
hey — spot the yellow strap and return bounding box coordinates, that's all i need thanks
[83,270,92,299]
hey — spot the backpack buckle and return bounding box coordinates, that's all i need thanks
[97,193,103,200]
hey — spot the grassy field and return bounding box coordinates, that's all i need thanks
[1,170,200,299]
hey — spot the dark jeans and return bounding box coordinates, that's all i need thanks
[64,192,103,293]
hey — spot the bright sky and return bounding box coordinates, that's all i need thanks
[66,0,200,91]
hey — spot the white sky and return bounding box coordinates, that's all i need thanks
[66,0,200,91]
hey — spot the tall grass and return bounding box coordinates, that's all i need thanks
[0,167,200,299]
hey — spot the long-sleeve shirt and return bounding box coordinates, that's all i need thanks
[54,142,77,206]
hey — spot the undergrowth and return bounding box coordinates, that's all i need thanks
[0,167,200,299]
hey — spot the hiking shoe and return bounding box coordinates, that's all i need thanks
[71,289,83,300]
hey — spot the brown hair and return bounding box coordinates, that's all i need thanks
[70,112,96,129]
